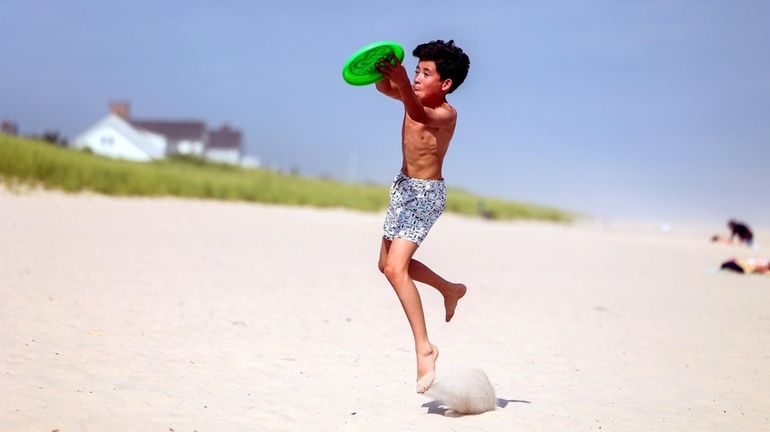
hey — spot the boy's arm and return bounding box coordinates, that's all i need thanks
[376,59,455,128]
[375,77,402,100]
[397,81,455,127]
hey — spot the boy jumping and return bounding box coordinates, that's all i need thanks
[374,40,470,394]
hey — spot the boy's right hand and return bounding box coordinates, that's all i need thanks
[375,53,410,91]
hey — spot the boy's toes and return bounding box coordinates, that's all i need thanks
[416,371,435,394]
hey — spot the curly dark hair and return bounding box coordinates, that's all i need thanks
[412,39,470,94]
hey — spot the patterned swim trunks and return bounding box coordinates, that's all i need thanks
[383,171,447,246]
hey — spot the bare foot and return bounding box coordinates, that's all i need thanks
[443,283,467,322]
[416,344,439,394]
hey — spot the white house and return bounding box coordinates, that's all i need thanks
[205,124,243,165]
[73,102,249,164]
[71,113,166,161]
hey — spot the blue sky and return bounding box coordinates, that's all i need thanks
[2,0,768,226]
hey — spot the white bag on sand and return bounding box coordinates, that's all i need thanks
[426,368,496,415]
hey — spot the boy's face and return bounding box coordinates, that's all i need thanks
[413,60,452,101]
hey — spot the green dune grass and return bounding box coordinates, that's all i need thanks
[0,134,572,222]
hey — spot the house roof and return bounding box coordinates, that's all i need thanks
[131,120,206,142]
[207,128,242,149]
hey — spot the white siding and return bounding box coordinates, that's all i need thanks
[176,140,205,155]
[139,131,167,157]
[72,114,166,161]
[205,148,240,165]
[73,124,152,161]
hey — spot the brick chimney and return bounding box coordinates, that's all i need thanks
[109,101,130,119]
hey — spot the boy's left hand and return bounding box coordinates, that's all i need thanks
[375,53,410,90]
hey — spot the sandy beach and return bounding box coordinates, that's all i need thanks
[1,188,769,431]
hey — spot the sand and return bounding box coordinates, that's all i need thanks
[1,188,769,431]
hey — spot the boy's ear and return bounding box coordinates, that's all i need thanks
[441,78,453,93]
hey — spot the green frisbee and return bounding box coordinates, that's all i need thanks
[342,40,405,86]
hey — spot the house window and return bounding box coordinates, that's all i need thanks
[100,136,114,146]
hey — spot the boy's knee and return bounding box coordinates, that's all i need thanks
[377,260,386,274]
[382,263,407,281]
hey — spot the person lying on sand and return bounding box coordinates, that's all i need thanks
[720,257,770,275]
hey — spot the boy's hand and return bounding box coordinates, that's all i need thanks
[375,53,410,91]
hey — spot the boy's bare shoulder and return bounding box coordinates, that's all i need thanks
[440,102,458,124]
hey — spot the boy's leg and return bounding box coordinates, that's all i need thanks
[379,239,467,322]
[380,237,439,393]
[408,259,467,322]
